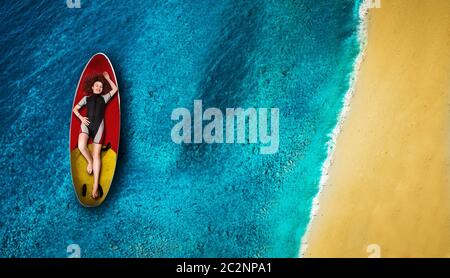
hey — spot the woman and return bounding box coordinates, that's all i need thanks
[72,71,118,199]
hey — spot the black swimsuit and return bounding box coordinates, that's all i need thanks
[77,93,112,144]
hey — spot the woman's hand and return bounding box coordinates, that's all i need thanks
[80,116,90,126]
[103,70,118,97]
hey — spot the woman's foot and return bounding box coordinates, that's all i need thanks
[86,161,93,175]
[91,190,99,199]
[91,185,103,200]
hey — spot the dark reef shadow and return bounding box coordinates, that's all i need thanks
[176,1,265,172]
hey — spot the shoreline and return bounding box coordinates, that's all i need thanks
[298,0,371,257]
[302,0,450,257]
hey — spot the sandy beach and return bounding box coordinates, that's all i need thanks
[303,0,450,257]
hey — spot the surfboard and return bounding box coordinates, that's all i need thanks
[69,53,120,207]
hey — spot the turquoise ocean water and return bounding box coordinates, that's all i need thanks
[0,0,363,257]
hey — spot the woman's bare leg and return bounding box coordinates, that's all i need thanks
[78,133,93,174]
[92,143,102,198]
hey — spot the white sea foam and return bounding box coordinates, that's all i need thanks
[298,0,371,257]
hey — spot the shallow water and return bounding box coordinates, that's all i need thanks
[0,0,362,257]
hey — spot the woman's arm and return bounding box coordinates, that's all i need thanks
[73,103,90,126]
[103,71,118,97]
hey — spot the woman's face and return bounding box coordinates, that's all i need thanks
[92,81,103,94]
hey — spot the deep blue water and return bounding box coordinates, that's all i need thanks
[0,0,362,257]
